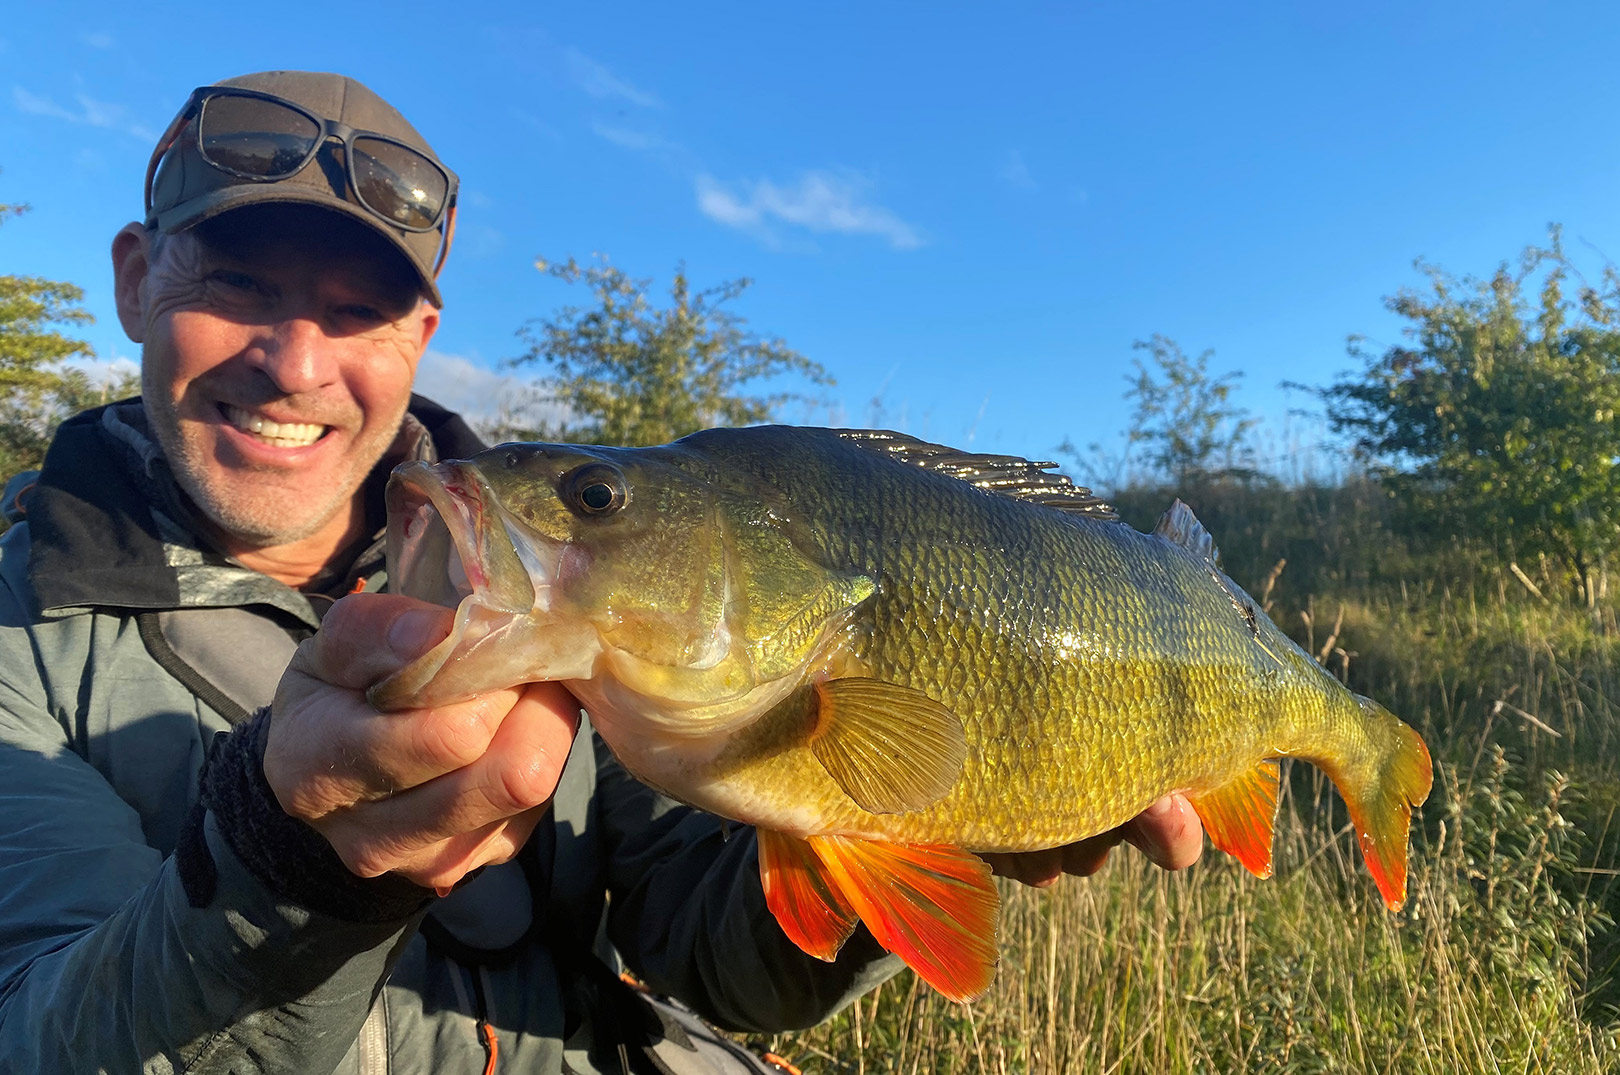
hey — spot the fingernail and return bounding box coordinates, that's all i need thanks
[389,608,448,658]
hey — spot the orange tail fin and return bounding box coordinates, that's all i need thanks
[1317,698,1434,909]
[757,831,1000,1002]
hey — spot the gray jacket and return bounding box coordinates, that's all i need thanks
[0,400,894,1075]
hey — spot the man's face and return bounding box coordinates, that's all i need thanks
[117,207,439,550]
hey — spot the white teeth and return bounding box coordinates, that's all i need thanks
[223,404,327,447]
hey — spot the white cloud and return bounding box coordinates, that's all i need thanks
[411,351,570,433]
[13,87,76,123]
[63,355,140,391]
[695,171,923,250]
[458,223,505,260]
[592,123,665,152]
[82,32,114,49]
[590,122,699,177]
[13,86,157,141]
[77,95,124,129]
[411,352,519,417]
[564,47,662,109]
[509,106,561,141]
[694,180,756,229]
[998,149,1036,191]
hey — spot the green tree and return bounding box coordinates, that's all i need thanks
[1123,334,1255,484]
[0,364,139,481]
[0,198,95,391]
[505,256,830,447]
[1321,231,1620,604]
[0,190,129,481]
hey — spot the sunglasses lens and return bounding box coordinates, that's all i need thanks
[198,95,320,178]
[353,136,448,229]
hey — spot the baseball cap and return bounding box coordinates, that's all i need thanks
[145,71,457,307]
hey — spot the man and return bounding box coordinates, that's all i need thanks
[0,71,1203,1073]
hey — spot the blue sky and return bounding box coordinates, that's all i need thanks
[5,2,1620,483]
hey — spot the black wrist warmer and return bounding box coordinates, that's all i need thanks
[177,708,434,923]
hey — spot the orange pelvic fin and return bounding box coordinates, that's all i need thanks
[757,828,859,960]
[1321,700,1434,910]
[804,835,999,1002]
[1189,759,1281,878]
[755,829,1000,1000]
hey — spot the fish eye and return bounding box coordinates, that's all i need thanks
[562,464,628,517]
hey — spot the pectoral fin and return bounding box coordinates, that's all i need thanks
[807,835,999,1003]
[807,678,967,814]
[757,829,859,961]
[1189,759,1281,878]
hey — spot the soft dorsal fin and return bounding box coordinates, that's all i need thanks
[1152,499,1220,563]
[1155,500,1266,644]
[837,429,1118,519]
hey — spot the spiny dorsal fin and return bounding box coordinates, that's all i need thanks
[836,429,1119,520]
[1152,499,1220,563]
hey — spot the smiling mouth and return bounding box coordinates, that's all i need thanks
[220,403,329,448]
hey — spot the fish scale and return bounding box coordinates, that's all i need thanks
[694,429,1270,848]
[374,425,1433,1001]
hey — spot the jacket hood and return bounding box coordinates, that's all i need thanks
[21,395,485,620]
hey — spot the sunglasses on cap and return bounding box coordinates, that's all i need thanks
[144,85,459,240]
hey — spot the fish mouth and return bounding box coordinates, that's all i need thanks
[387,461,538,616]
[367,460,599,711]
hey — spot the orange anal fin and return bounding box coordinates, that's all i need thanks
[757,829,859,961]
[1189,759,1281,878]
[806,835,999,1002]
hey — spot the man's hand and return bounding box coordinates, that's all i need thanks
[263,593,580,894]
[981,794,1204,888]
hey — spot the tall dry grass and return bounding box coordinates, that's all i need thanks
[759,749,1616,1073]
[750,476,1620,1073]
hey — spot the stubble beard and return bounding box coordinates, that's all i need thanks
[141,374,406,551]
